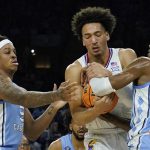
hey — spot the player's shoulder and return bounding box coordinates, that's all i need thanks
[119,48,136,56]
[65,60,83,82]
[48,139,62,150]
[118,48,137,68]
[66,60,82,72]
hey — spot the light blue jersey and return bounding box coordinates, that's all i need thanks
[60,134,74,150]
[0,100,24,149]
[128,82,150,150]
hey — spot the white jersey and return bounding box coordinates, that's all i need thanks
[128,82,150,150]
[77,48,133,132]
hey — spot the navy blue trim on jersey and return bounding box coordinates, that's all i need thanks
[105,48,113,68]
[2,101,5,146]
[85,53,88,64]
[85,48,113,67]
[133,82,150,89]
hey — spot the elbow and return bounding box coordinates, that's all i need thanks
[25,132,39,142]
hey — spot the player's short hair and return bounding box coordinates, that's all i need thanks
[71,7,116,40]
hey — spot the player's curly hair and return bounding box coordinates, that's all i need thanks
[71,7,116,40]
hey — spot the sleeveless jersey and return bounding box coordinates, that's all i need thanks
[0,100,24,149]
[60,134,74,150]
[77,48,133,132]
[128,82,150,150]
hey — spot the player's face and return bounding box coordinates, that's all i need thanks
[82,23,110,57]
[71,123,87,141]
[0,43,18,74]
[18,137,30,150]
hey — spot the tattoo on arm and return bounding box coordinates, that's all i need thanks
[0,75,60,108]
[48,105,55,115]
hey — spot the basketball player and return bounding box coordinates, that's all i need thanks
[48,116,87,150]
[0,35,77,149]
[84,56,150,150]
[18,135,30,150]
[65,7,137,150]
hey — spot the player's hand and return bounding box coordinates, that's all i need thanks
[86,62,112,81]
[57,81,80,101]
[94,95,114,115]
[52,83,67,109]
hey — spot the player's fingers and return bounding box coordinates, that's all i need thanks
[60,80,70,87]
[65,82,78,91]
[99,96,110,103]
[53,83,57,91]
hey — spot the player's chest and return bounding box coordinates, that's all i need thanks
[106,60,122,75]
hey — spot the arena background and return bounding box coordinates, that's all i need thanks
[0,0,150,149]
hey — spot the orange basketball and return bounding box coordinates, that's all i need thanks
[82,84,95,108]
[82,84,118,113]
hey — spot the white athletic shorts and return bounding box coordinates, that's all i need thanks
[84,129,128,150]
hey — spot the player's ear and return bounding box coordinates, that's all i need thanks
[106,32,110,41]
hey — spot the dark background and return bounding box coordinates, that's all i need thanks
[0,0,149,90]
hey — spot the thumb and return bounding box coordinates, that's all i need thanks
[53,83,57,91]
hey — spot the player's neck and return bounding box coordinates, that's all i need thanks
[0,69,14,80]
[88,48,109,66]
[5,71,14,80]
[72,134,85,150]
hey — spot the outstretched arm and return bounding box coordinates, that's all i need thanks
[24,101,66,141]
[86,57,150,93]
[24,83,67,141]
[110,57,150,89]
[0,74,77,108]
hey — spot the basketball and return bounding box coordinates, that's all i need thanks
[82,84,118,112]
[82,84,95,108]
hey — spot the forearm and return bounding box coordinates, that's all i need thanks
[1,81,60,108]
[6,90,59,108]
[22,91,60,108]
[101,113,130,131]
[89,58,147,95]
[109,58,149,90]
[25,104,59,141]
[72,106,99,125]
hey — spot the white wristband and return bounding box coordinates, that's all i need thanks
[89,77,115,96]
[0,39,13,49]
